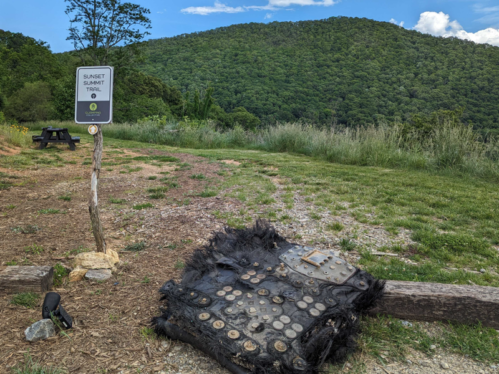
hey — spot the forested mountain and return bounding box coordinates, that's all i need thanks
[0,29,259,126]
[141,17,499,130]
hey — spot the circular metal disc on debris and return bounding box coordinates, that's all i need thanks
[293,357,307,370]
[233,290,243,296]
[274,340,287,353]
[198,298,209,305]
[258,289,270,296]
[213,320,225,329]
[296,301,308,309]
[292,323,303,332]
[247,270,257,276]
[256,274,266,279]
[285,329,298,339]
[244,340,258,352]
[250,278,260,284]
[199,313,210,321]
[280,315,291,324]
[241,275,251,280]
[253,262,259,267]
[228,330,240,339]
[303,296,314,304]
[315,303,326,311]
[272,296,284,304]
[273,321,284,330]
[216,290,226,297]
[309,308,320,317]
[225,295,236,301]
[223,286,233,292]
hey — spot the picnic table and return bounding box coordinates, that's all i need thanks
[32,127,80,151]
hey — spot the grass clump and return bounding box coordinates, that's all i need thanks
[11,353,63,374]
[24,244,44,255]
[58,195,71,201]
[190,173,206,180]
[53,263,68,287]
[147,176,158,180]
[11,225,40,234]
[174,259,185,269]
[109,197,126,204]
[10,293,40,308]
[124,242,146,252]
[339,238,357,251]
[199,190,217,198]
[133,203,154,210]
[327,222,344,232]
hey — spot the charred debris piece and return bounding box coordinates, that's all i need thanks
[153,220,384,374]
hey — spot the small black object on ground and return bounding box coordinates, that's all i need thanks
[32,127,80,151]
[42,292,72,329]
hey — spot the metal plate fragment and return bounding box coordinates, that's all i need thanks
[279,246,356,284]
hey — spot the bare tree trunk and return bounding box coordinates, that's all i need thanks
[89,124,106,253]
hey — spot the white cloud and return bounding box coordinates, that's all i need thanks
[264,13,273,19]
[181,1,245,15]
[414,11,499,46]
[183,0,339,14]
[389,18,404,27]
[247,0,337,10]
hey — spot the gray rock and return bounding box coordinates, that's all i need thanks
[441,362,450,369]
[85,269,112,281]
[430,344,437,350]
[24,319,55,342]
[480,268,486,273]
[490,365,497,369]
[420,360,431,367]
[401,320,413,327]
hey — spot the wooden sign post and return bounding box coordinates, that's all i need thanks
[75,66,114,253]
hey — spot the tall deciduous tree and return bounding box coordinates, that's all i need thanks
[65,0,151,67]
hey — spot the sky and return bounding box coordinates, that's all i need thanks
[1,0,498,52]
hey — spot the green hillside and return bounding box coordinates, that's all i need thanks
[141,16,499,130]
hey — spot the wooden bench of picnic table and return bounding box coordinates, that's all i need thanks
[32,126,80,151]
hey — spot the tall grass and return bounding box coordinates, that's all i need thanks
[0,124,31,148]
[26,120,499,181]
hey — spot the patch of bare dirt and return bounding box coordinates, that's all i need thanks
[220,159,241,166]
[0,144,238,373]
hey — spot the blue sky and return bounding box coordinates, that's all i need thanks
[1,0,498,52]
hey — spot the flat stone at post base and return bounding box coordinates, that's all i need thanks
[85,269,112,281]
[25,319,56,342]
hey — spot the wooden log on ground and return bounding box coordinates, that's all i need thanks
[0,266,53,294]
[370,280,499,329]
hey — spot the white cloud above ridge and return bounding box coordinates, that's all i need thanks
[389,18,404,27]
[414,11,499,47]
[181,0,338,15]
[181,1,245,15]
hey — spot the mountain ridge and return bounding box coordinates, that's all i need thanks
[139,16,499,129]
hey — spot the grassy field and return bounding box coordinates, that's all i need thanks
[1,130,498,372]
